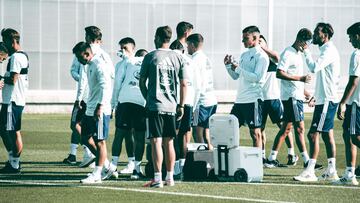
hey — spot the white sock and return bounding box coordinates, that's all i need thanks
[306,159,316,171]
[135,161,142,172]
[327,158,336,173]
[104,159,110,169]
[93,166,102,177]
[70,144,78,156]
[288,148,295,156]
[301,151,310,163]
[179,159,186,167]
[166,171,174,181]
[111,156,119,167]
[268,150,278,161]
[345,166,355,178]
[262,150,266,159]
[154,172,162,182]
[8,151,13,162]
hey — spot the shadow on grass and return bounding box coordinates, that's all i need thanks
[0,172,87,181]
[0,183,73,188]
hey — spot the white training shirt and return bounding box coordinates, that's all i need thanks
[262,61,281,100]
[173,50,201,107]
[182,53,201,107]
[191,50,217,107]
[2,51,29,106]
[85,53,112,116]
[225,45,269,103]
[111,56,146,108]
[304,41,340,105]
[91,44,115,80]
[76,64,89,103]
[346,49,360,106]
[277,46,305,101]
[70,56,81,82]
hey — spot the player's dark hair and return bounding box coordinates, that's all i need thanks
[296,28,312,41]
[135,49,148,57]
[186,33,204,48]
[316,22,334,39]
[119,37,136,47]
[155,26,172,44]
[176,21,193,38]
[242,26,260,34]
[85,26,102,42]
[72,41,92,54]
[347,22,360,36]
[170,39,184,51]
[1,28,20,44]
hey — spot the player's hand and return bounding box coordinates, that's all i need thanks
[224,55,238,70]
[298,41,308,52]
[300,74,311,83]
[308,97,315,107]
[176,105,184,121]
[224,55,232,65]
[0,80,4,89]
[259,38,267,48]
[337,103,346,120]
[74,100,80,109]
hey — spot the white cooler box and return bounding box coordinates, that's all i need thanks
[209,114,263,182]
[213,146,263,182]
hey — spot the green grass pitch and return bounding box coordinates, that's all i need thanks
[0,113,359,203]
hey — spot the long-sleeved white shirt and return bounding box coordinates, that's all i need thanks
[70,56,81,82]
[85,53,112,116]
[346,49,360,106]
[191,50,217,107]
[90,44,115,80]
[111,56,146,108]
[304,41,340,104]
[226,45,269,103]
[76,64,89,103]
[277,46,305,101]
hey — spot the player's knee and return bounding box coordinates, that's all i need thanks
[296,126,305,135]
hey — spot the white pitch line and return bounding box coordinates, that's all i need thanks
[1,179,359,190]
[3,178,359,190]
[0,180,294,203]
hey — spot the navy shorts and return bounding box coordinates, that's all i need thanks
[176,105,193,134]
[193,105,217,128]
[261,99,283,127]
[115,102,146,131]
[81,114,111,141]
[343,103,360,135]
[70,101,86,129]
[230,99,263,129]
[0,102,24,131]
[309,101,338,133]
[282,98,304,122]
[147,111,176,138]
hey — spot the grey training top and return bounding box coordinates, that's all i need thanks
[140,48,186,113]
